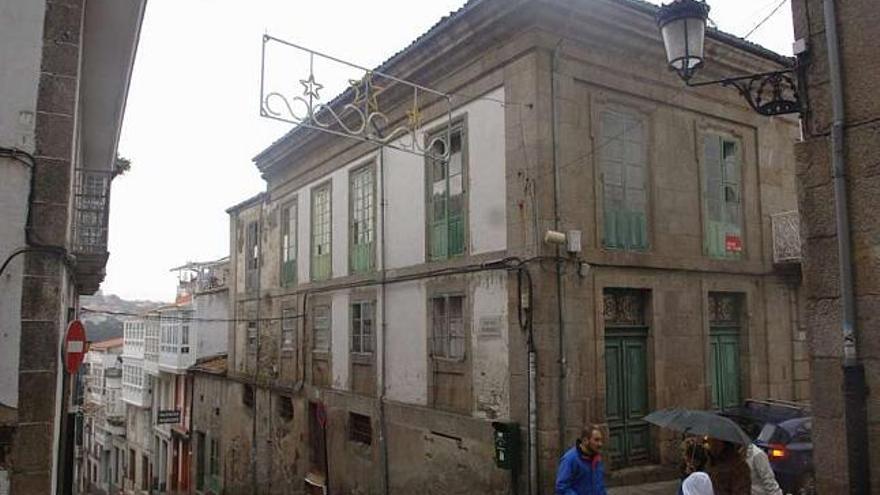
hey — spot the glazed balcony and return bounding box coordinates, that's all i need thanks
[71,169,112,295]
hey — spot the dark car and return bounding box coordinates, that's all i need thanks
[720,399,814,495]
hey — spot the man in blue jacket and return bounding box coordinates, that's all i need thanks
[555,425,607,495]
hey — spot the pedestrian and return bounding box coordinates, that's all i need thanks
[679,437,714,495]
[555,425,607,495]
[745,443,782,495]
[705,437,751,495]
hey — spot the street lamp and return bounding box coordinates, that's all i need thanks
[656,0,801,116]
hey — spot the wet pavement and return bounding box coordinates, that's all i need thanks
[608,480,680,495]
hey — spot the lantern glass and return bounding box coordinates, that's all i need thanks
[657,0,710,80]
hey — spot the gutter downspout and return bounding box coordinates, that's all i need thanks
[551,41,567,456]
[823,1,870,492]
[377,146,391,495]
[251,194,266,493]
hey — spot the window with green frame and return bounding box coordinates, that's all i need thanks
[281,201,297,287]
[600,110,648,250]
[311,184,332,280]
[350,166,375,273]
[351,300,374,353]
[427,129,465,260]
[703,134,743,259]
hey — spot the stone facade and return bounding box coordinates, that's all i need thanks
[201,1,806,493]
[0,1,144,493]
[790,0,880,493]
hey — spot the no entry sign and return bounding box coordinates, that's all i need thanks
[64,320,87,374]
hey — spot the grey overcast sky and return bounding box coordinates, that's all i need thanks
[103,0,794,302]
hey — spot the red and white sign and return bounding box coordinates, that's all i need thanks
[725,234,743,253]
[64,320,87,374]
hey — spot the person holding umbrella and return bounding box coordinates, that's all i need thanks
[679,437,714,495]
[705,437,751,495]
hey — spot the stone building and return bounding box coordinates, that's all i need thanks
[209,0,806,493]
[790,0,880,493]
[0,1,144,493]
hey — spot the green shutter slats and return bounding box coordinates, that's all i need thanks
[428,129,465,260]
[703,135,743,259]
[601,111,648,251]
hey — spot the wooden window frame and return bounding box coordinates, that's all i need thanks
[280,199,298,287]
[428,293,467,361]
[245,220,259,292]
[596,106,651,251]
[311,303,331,353]
[700,131,745,259]
[281,307,297,351]
[348,412,372,445]
[425,117,469,261]
[310,182,333,281]
[349,162,376,274]
[350,299,375,355]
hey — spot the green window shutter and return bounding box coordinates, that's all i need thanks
[311,186,331,281]
[704,135,743,259]
[350,167,375,273]
[427,130,465,260]
[281,203,297,287]
[602,111,647,250]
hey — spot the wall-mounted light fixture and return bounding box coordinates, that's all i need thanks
[656,0,801,116]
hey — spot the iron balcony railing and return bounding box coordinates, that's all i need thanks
[72,168,112,254]
[771,210,802,263]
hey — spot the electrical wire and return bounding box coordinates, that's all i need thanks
[743,0,789,39]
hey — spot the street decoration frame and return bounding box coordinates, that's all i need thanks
[260,34,454,159]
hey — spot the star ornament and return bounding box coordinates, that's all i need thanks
[406,106,423,129]
[300,74,323,101]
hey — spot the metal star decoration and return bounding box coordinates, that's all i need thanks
[300,73,323,101]
[352,73,384,113]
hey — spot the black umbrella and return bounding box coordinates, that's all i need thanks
[644,408,752,445]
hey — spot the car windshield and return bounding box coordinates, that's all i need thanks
[757,423,791,444]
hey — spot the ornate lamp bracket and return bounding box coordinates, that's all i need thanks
[688,68,801,116]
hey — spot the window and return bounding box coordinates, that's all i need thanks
[430,295,465,359]
[311,184,332,281]
[278,396,294,421]
[245,220,259,291]
[350,301,374,354]
[247,321,257,352]
[243,384,255,408]
[281,202,297,287]
[427,129,465,260]
[181,318,190,354]
[349,412,372,445]
[600,110,648,250]
[312,304,331,351]
[281,308,297,350]
[703,134,743,258]
[350,166,375,273]
[129,448,135,481]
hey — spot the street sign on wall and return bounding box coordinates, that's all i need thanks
[157,410,181,425]
[64,320,87,374]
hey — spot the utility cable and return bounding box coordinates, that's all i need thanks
[743,0,789,39]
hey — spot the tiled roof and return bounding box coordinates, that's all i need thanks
[89,337,124,350]
[189,354,227,375]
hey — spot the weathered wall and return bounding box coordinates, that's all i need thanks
[193,289,229,359]
[0,0,46,417]
[791,0,880,492]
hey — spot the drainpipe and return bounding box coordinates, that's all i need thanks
[823,1,870,492]
[550,41,568,456]
[251,193,265,493]
[377,145,391,495]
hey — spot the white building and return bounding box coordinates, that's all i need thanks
[82,338,125,494]
[121,258,229,493]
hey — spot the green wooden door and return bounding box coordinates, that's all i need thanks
[606,331,650,467]
[710,329,741,409]
[708,293,743,410]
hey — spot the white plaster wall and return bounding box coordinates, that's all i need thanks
[330,291,350,390]
[331,173,348,279]
[296,192,310,282]
[193,290,229,358]
[465,88,508,255]
[384,281,428,405]
[471,271,509,419]
[0,0,46,412]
